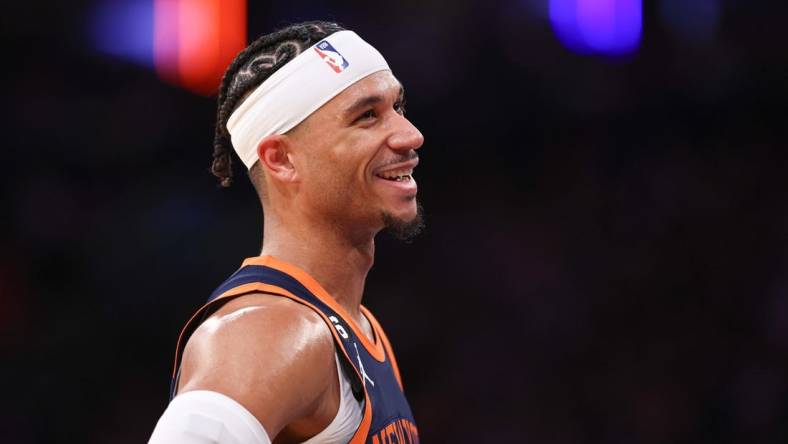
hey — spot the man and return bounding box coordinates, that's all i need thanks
[149,21,424,444]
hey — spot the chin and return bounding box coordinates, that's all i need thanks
[383,203,417,223]
[381,200,424,241]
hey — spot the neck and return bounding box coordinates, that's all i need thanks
[259,209,376,320]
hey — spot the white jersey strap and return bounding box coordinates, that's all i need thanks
[149,390,270,444]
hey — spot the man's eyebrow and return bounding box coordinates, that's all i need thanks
[342,86,406,119]
[343,95,385,118]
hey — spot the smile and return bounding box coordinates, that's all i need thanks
[375,168,413,182]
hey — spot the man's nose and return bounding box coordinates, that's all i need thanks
[387,114,424,152]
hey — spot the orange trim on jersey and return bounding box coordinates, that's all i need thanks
[348,386,374,444]
[361,306,404,391]
[242,255,386,361]
[173,281,375,439]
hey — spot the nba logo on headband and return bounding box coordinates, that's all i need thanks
[314,40,350,73]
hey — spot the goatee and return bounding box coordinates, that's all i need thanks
[382,201,425,242]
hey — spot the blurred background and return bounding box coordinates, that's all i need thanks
[3,0,788,442]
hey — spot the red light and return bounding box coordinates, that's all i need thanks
[154,0,246,95]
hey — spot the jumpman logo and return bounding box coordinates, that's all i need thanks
[354,342,375,387]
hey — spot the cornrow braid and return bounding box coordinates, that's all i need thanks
[211,21,346,187]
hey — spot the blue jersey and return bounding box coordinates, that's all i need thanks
[170,255,420,444]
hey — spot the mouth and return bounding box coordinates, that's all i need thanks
[373,158,419,183]
[374,168,414,182]
[372,159,418,196]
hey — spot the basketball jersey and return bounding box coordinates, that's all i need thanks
[170,255,420,444]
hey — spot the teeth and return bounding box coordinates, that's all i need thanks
[377,168,414,180]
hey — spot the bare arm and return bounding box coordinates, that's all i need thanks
[175,293,339,440]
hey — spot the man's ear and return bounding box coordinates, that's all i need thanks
[257,135,299,182]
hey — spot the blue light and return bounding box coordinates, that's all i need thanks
[90,0,154,66]
[550,0,642,56]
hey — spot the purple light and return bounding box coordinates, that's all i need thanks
[550,0,642,56]
[90,0,154,66]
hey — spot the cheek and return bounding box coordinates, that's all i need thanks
[304,153,364,201]
[301,131,381,205]
[323,141,376,188]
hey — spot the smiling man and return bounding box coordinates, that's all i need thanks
[149,21,424,444]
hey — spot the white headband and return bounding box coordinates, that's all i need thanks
[226,30,391,169]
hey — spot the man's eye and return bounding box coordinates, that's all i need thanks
[357,109,376,122]
[394,101,406,115]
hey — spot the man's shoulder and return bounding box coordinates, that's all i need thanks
[177,292,338,435]
[209,291,330,338]
[185,291,336,371]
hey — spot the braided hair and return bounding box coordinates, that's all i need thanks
[211,21,346,187]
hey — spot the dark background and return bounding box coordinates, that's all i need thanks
[3,0,788,443]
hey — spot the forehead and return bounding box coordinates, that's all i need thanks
[337,70,401,102]
[322,70,402,114]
